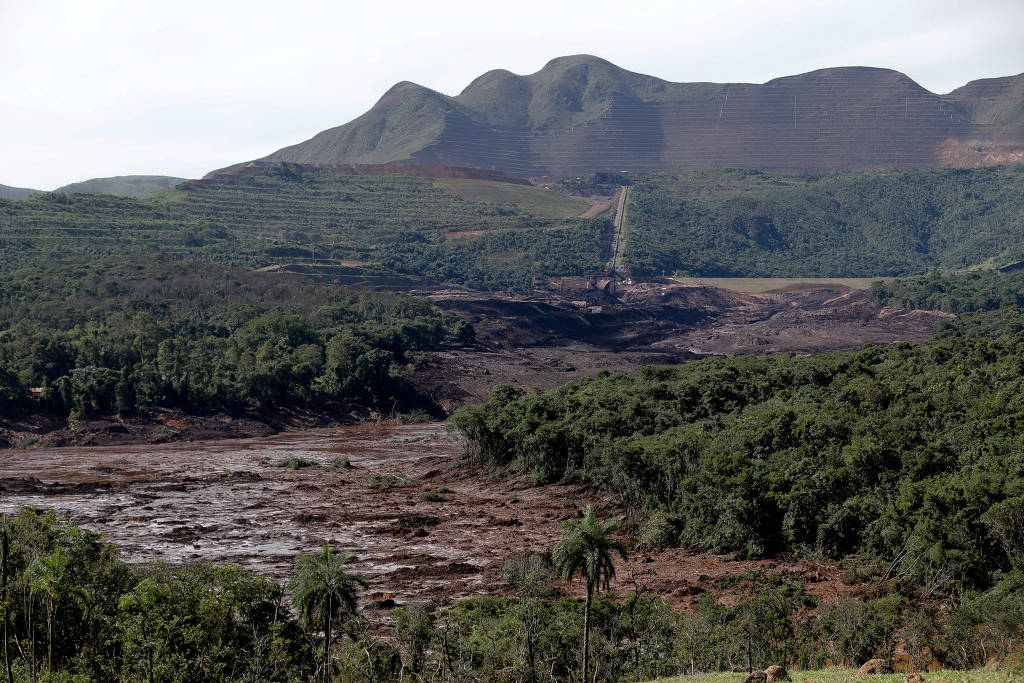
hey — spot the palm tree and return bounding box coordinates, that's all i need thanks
[289,542,366,683]
[552,504,627,683]
[27,548,85,673]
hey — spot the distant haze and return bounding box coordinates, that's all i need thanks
[1,0,1022,189]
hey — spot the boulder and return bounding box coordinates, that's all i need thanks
[765,665,791,681]
[856,659,892,677]
[740,672,767,683]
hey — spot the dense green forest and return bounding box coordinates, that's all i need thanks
[0,260,472,419]
[0,165,606,290]
[625,166,1024,277]
[2,508,1020,681]
[871,269,1024,338]
[451,334,1024,591]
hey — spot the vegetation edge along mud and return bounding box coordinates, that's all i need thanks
[3,37,1024,681]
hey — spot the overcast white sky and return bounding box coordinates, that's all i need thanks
[2,0,1022,190]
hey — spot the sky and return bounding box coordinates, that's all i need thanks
[1,0,1022,190]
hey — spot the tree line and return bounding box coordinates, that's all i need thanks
[870,269,1024,339]
[0,261,473,421]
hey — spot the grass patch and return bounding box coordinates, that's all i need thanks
[419,488,450,502]
[433,178,587,218]
[386,410,434,425]
[670,277,887,293]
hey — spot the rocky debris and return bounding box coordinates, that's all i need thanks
[0,477,120,495]
[386,515,441,535]
[856,659,892,677]
[765,665,790,681]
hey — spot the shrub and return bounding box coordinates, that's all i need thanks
[277,457,314,469]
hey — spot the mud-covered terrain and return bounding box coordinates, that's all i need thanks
[0,423,854,613]
[412,281,953,405]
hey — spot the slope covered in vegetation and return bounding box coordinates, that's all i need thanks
[452,334,1024,590]
[625,166,1024,277]
[0,163,604,290]
[870,269,1024,338]
[54,174,187,198]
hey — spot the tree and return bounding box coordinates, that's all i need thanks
[552,505,627,683]
[27,547,86,673]
[503,553,552,683]
[289,543,366,683]
[982,496,1024,569]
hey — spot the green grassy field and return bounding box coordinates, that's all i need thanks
[433,178,588,218]
[651,669,1022,683]
[670,276,888,292]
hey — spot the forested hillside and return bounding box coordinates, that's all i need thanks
[870,269,1024,338]
[6,164,1024,290]
[0,261,472,419]
[625,166,1024,277]
[0,163,601,290]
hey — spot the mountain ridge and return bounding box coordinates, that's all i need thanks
[55,175,187,198]
[0,183,43,200]
[253,55,1024,176]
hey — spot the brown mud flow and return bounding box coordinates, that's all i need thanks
[0,423,602,606]
[0,422,857,612]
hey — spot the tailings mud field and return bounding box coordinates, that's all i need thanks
[0,423,854,612]
[413,282,953,405]
[0,424,602,607]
